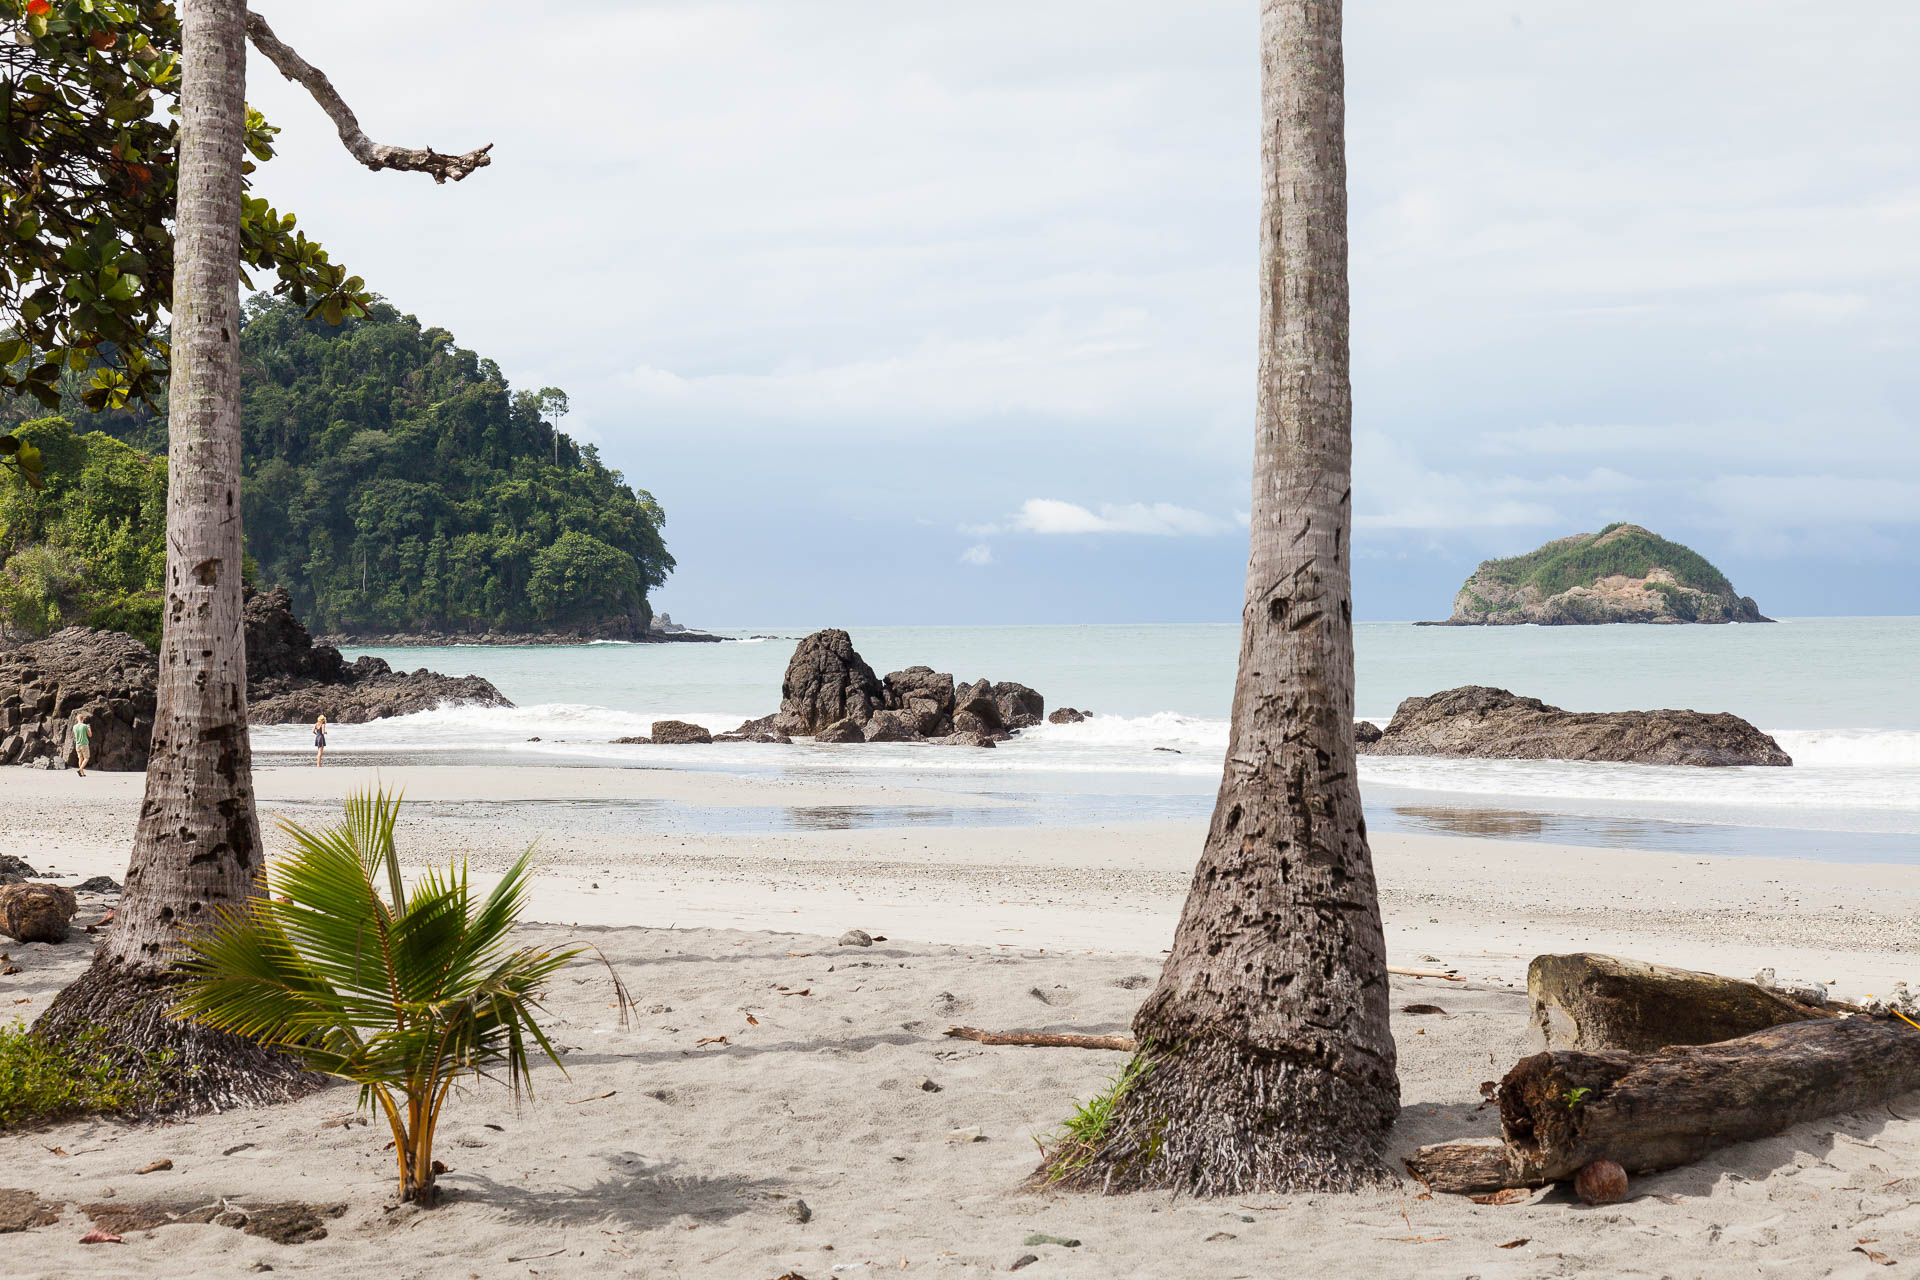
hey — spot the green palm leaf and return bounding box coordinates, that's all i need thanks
[173,787,623,1204]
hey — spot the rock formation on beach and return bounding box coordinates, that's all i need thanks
[1357,685,1791,767]
[723,629,1045,748]
[0,589,511,769]
[1430,524,1770,626]
[0,627,157,770]
[243,588,512,726]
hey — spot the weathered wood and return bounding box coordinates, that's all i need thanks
[1390,966,1462,982]
[1529,953,1825,1053]
[1404,1140,1521,1194]
[944,1026,1134,1051]
[1498,1016,1920,1184]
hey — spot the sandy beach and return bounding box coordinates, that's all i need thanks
[3,764,1918,1277]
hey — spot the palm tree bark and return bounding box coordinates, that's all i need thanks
[35,0,308,1109]
[1037,0,1398,1194]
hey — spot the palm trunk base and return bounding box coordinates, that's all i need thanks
[35,953,320,1114]
[1034,1039,1399,1195]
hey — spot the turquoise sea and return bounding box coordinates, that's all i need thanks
[252,619,1920,863]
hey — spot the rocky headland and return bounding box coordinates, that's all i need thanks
[614,629,1046,748]
[1357,685,1791,767]
[0,589,510,770]
[244,588,511,726]
[1430,524,1770,626]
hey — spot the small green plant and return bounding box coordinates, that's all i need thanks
[174,787,624,1204]
[1564,1086,1592,1110]
[1037,1053,1153,1180]
[0,1022,187,1128]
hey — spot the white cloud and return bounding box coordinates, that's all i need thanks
[959,543,994,565]
[996,498,1231,537]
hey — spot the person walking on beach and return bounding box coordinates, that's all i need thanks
[313,714,328,767]
[72,715,92,776]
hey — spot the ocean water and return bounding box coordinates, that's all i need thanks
[251,619,1920,862]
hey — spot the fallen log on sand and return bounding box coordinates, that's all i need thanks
[1528,952,1829,1053]
[943,1026,1134,1051]
[1409,1015,1920,1194]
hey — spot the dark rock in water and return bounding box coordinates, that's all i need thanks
[0,854,39,884]
[814,717,867,744]
[1,882,78,943]
[242,587,511,727]
[612,735,652,744]
[748,632,1044,746]
[991,681,1045,730]
[881,666,956,736]
[1048,707,1089,725]
[861,709,923,743]
[774,629,885,735]
[1353,720,1384,746]
[716,713,793,744]
[928,731,997,749]
[244,587,344,684]
[1359,685,1791,767]
[650,720,713,745]
[75,875,122,894]
[0,627,156,771]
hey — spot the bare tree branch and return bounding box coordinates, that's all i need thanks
[244,10,492,184]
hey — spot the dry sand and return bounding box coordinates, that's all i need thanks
[2,764,1918,1277]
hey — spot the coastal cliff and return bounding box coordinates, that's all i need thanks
[1431,524,1770,626]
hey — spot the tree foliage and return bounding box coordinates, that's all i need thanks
[0,297,674,641]
[0,413,164,642]
[221,296,673,635]
[1480,524,1735,599]
[1,0,370,413]
[175,789,622,1204]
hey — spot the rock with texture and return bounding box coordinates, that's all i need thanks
[772,630,885,735]
[649,720,713,745]
[1047,707,1089,725]
[880,666,956,736]
[1359,686,1790,767]
[1432,525,1770,626]
[242,588,512,726]
[814,717,867,744]
[0,855,40,884]
[1,882,78,943]
[0,628,156,770]
[748,632,1047,746]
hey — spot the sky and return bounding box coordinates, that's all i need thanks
[242,1,1920,625]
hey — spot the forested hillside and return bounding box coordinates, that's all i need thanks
[0,417,166,645]
[3,296,673,641]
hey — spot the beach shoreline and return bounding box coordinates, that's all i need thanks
[4,763,1919,1276]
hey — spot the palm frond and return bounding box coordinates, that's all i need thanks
[171,788,623,1205]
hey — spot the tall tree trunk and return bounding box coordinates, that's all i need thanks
[1037,0,1397,1194]
[36,0,309,1109]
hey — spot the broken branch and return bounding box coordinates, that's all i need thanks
[943,1026,1135,1051]
[245,11,493,183]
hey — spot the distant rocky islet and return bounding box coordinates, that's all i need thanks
[1428,524,1770,626]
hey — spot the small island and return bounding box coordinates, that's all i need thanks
[1428,524,1771,626]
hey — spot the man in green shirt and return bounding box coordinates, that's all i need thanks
[72,717,92,776]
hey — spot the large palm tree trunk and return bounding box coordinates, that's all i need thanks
[1038,0,1398,1194]
[36,0,308,1109]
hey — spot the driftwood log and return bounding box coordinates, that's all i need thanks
[1408,1015,1920,1193]
[1529,952,1827,1053]
[943,1026,1134,1051]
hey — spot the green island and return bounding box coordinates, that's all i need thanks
[1,296,673,645]
[1434,523,1770,625]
